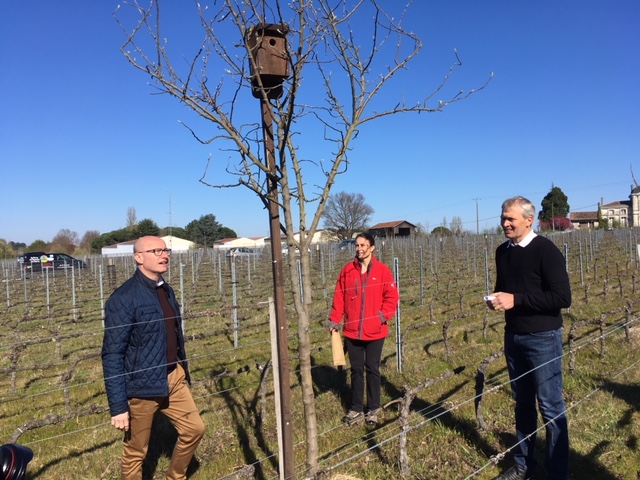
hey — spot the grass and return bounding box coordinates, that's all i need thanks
[1,230,640,479]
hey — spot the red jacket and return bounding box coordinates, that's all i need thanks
[329,256,399,341]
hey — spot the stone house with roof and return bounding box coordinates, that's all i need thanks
[599,200,630,228]
[569,211,599,230]
[369,220,417,238]
[571,186,640,230]
[598,185,640,228]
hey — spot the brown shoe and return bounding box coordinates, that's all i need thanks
[342,410,363,426]
[365,409,380,426]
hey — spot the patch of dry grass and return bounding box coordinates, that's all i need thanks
[1,232,639,478]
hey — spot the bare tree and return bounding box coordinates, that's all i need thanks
[450,216,463,236]
[50,229,79,254]
[323,191,374,239]
[116,0,490,473]
[79,230,101,253]
[126,207,137,230]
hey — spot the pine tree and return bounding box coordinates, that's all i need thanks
[539,186,570,230]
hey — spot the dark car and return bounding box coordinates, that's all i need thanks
[18,252,88,272]
[17,252,47,269]
[337,239,356,251]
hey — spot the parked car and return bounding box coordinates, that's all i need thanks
[18,252,88,272]
[337,239,356,251]
[17,252,47,268]
[281,245,310,256]
[225,247,260,258]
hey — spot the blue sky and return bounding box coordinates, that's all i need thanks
[1,1,639,245]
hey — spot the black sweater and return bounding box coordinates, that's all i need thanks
[495,235,571,333]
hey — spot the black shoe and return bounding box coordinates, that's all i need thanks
[494,464,530,480]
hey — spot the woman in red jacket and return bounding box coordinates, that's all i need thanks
[329,233,399,426]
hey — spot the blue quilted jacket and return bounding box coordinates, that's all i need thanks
[101,268,189,416]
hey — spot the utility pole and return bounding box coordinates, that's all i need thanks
[167,192,173,240]
[474,198,480,235]
[261,98,294,478]
[246,24,294,479]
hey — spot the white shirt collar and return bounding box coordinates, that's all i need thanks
[509,230,537,248]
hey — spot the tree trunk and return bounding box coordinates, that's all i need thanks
[288,248,319,474]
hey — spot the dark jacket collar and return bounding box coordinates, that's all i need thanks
[134,268,165,289]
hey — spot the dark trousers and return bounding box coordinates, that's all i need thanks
[345,337,385,413]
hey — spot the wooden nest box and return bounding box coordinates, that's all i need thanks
[246,23,289,99]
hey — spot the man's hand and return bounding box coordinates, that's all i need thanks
[111,412,130,432]
[489,292,515,312]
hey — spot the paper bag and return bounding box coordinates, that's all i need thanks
[331,330,346,366]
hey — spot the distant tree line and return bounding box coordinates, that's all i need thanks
[91,214,236,251]
[0,185,614,260]
[0,212,237,260]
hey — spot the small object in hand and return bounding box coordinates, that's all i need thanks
[331,330,346,366]
[484,295,495,301]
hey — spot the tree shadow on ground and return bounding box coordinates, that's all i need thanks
[381,374,622,479]
[208,368,275,480]
[24,415,199,479]
[310,351,629,478]
[30,439,118,478]
[383,375,501,464]
[600,378,640,427]
[310,361,349,410]
[491,431,619,480]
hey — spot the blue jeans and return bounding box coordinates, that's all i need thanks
[505,329,569,480]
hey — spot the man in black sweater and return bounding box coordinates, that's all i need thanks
[487,196,571,480]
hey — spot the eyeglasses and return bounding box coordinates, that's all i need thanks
[139,248,172,256]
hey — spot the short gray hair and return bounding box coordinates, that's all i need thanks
[502,196,535,219]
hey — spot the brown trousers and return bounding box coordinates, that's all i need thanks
[122,364,205,480]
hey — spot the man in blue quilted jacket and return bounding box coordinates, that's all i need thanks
[102,236,204,480]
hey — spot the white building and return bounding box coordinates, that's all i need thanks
[597,186,640,228]
[213,237,267,250]
[101,236,196,257]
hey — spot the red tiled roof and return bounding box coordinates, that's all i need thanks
[570,212,598,221]
[370,220,416,229]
